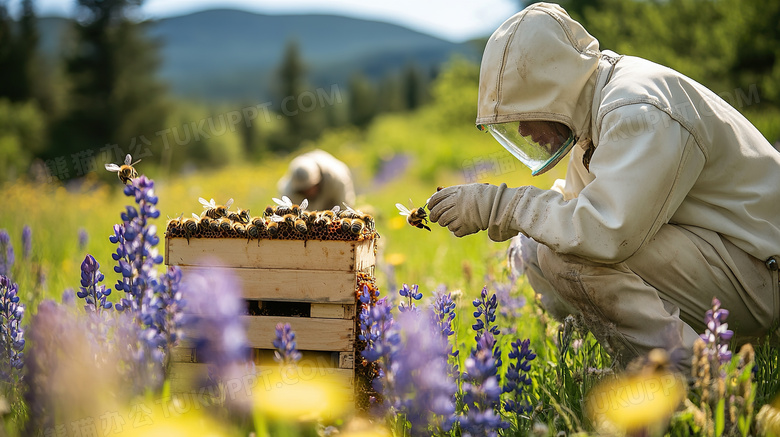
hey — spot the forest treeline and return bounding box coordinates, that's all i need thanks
[0,0,778,183]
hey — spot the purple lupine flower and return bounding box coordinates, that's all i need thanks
[0,275,25,376]
[472,286,502,370]
[62,288,76,306]
[111,176,163,314]
[21,226,32,260]
[700,297,734,365]
[372,153,410,188]
[78,228,89,251]
[360,297,398,365]
[459,332,509,436]
[503,338,536,414]
[183,267,250,379]
[398,283,422,313]
[152,266,186,351]
[431,287,458,358]
[0,230,13,277]
[273,322,302,365]
[390,311,458,434]
[77,254,112,313]
[472,286,500,339]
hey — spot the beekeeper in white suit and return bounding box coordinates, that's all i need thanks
[277,149,356,211]
[429,2,780,370]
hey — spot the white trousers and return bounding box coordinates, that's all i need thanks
[520,224,780,371]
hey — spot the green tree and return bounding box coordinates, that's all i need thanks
[0,0,39,103]
[401,63,428,110]
[52,0,168,168]
[347,72,377,128]
[271,39,325,153]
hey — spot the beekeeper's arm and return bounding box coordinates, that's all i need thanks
[429,105,706,264]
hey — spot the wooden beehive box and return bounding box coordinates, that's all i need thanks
[164,230,377,403]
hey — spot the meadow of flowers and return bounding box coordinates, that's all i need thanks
[1,123,780,436]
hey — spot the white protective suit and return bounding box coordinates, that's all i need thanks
[277,149,356,211]
[429,3,780,369]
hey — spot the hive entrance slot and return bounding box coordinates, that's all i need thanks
[246,300,311,317]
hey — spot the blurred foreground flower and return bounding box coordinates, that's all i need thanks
[0,230,13,277]
[21,226,31,260]
[385,252,406,266]
[586,358,686,434]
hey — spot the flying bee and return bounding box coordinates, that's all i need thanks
[396,202,431,232]
[105,154,141,185]
[199,197,234,220]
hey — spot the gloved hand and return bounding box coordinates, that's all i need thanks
[428,183,529,240]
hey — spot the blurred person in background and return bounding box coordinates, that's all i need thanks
[277,149,356,211]
[428,3,780,372]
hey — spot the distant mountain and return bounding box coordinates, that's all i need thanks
[38,9,481,102]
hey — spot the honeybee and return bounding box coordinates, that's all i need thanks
[340,218,352,233]
[181,214,199,238]
[267,214,284,237]
[272,196,295,216]
[263,205,275,217]
[228,208,251,224]
[292,199,308,216]
[341,203,375,231]
[246,223,261,239]
[217,217,233,233]
[232,222,247,237]
[105,154,141,185]
[349,218,366,235]
[199,197,234,220]
[197,214,213,232]
[396,202,431,232]
[251,216,267,231]
[165,213,184,232]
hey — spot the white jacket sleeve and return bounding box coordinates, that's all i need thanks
[490,104,706,263]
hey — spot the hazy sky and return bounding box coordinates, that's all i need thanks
[26,0,521,42]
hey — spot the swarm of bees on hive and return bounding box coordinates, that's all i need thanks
[166,196,378,242]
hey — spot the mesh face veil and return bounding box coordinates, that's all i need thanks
[479,120,576,176]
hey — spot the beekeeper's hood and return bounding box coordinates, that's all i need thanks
[477,3,601,175]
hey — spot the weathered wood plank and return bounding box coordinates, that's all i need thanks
[339,352,354,370]
[243,316,354,351]
[182,316,354,352]
[170,347,196,363]
[311,303,357,319]
[178,266,357,303]
[166,238,375,271]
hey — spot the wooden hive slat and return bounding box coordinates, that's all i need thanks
[183,316,354,352]
[177,266,357,303]
[166,238,375,271]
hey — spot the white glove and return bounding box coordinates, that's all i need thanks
[428,183,529,240]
